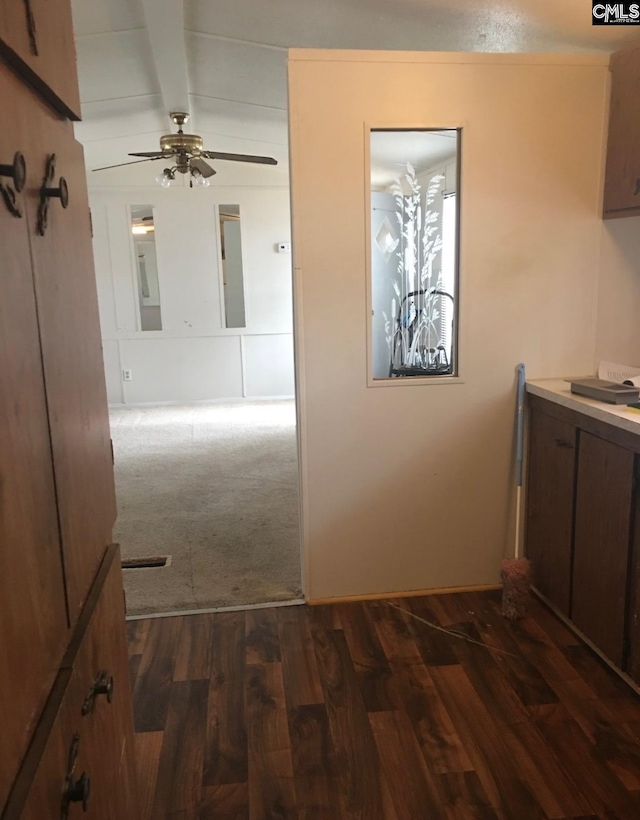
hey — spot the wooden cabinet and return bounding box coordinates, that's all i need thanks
[525,407,576,615]
[526,394,640,686]
[0,0,81,119]
[24,86,116,623]
[10,548,138,820]
[603,43,640,219]
[0,1,138,816]
[0,66,69,810]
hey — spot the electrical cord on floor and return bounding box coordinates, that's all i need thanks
[384,600,520,659]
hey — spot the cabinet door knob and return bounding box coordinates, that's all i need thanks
[62,735,91,817]
[64,772,91,812]
[555,438,574,449]
[0,152,27,193]
[37,154,69,236]
[43,177,69,208]
[82,669,114,715]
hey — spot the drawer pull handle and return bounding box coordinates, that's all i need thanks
[555,438,574,449]
[0,152,27,193]
[37,154,69,236]
[82,669,114,714]
[64,772,91,813]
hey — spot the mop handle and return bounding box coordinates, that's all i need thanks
[515,363,526,488]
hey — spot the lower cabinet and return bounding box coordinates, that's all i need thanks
[526,394,640,684]
[5,546,139,820]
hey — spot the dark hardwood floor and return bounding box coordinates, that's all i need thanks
[127,590,640,819]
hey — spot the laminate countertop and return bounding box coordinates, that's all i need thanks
[526,378,640,437]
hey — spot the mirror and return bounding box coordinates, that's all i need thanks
[131,205,162,331]
[219,204,246,328]
[370,129,460,379]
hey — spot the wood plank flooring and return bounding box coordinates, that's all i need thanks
[127,590,640,819]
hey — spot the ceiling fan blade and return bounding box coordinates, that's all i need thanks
[203,151,278,166]
[128,151,168,158]
[190,157,216,178]
[92,157,167,171]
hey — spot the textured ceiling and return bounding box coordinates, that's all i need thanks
[72,0,639,186]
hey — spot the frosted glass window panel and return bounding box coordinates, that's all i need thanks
[131,205,162,331]
[220,204,246,328]
[370,129,460,380]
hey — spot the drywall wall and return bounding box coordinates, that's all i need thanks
[289,50,610,601]
[90,184,294,404]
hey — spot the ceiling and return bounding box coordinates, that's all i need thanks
[71,0,639,187]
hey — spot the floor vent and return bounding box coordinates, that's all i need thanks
[122,556,172,570]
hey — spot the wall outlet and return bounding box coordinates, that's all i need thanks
[122,369,132,382]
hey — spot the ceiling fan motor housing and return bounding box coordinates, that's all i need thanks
[160,133,204,155]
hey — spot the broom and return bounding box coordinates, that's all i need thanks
[501,362,531,620]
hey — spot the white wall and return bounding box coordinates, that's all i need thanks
[289,50,610,602]
[595,218,640,367]
[90,184,295,404]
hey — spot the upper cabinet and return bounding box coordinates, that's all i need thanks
[603,43,640,219]
[0,0,81,120]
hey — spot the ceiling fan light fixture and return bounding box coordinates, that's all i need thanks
[191,168,210,188]
[156,168,174,188]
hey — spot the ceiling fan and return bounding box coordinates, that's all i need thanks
[92,112,277,187]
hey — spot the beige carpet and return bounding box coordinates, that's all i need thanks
[110,400,302,616]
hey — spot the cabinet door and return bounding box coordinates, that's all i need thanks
[603,45,640,217]
[525,407,576,615]
[0,65,68,811]
[572,432,633,667]
[23,100,116,624]
[625,458,640,686]
[17,548,139,820]
[0,0,81,119]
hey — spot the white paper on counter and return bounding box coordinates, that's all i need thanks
[598,360,640,386]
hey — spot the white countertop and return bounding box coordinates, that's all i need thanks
[526,378,640,437]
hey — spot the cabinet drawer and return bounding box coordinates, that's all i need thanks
[8,548,139,820]
[0,0,81,120]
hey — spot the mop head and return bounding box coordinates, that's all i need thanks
[501,558,531,620]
